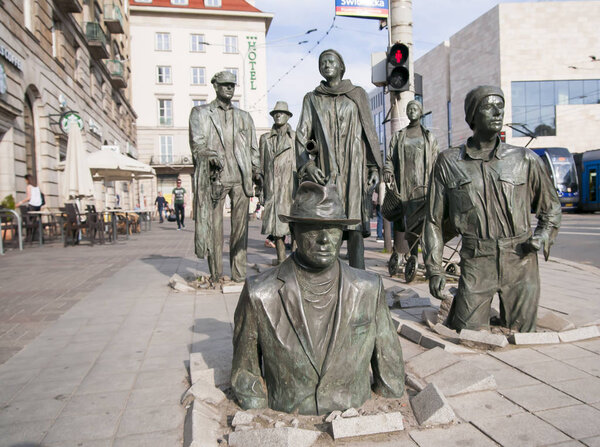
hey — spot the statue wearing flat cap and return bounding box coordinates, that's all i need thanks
[295,49,383,269]
[189,70,262,283]
[232,181,405,415]
[423,85,561,332]
[259,101,296,264]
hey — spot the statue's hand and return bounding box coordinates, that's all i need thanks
[367,170,379,192]
[209,156,223,171]
[305,164,327,185]
[525,235,544,252]
[383,171,393,184]
[429,274,446,300]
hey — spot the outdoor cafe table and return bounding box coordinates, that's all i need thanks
[102,209,152,242]
[26,210,62,246]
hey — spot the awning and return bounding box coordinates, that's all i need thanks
[87,147,155,180]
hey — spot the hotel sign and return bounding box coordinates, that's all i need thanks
[335,0,389,19]
[246,36,257,90]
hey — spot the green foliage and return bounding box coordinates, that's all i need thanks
[1,194,15,210]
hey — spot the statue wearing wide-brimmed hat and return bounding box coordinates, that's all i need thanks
[259,100,296,264]
[232,181,405,415]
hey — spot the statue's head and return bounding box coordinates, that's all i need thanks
[406,100,423,124]
[280,181,358,270]
[464,85,505,133]
[319,49,345,82]
[211,71,236,102]
[270,101,293,127]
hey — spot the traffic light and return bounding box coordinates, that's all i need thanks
[386,43,409,92]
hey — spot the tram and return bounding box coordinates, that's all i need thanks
[574,149,600,212]
[531,147,579,210]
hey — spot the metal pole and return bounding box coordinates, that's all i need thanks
[387,0,414,254]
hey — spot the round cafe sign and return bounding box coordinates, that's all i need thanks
[60,111,84,133]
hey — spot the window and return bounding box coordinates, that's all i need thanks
[155,33,171,51]
[160,136,173,163]
[158,99,173,126]
[422,112,432,129]
[192,99,207,107]
[224,36,238,54]
[171,0,188,4]
[134,0,152,3]
[190,34,205,52]
[190,67,206,85]
[156,66,172,84]
[224,68,238,85]
[590,169,597,202]
[205,0,221,7]
[24,0,33,30]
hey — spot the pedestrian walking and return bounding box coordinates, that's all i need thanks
[155,191,167,223]
[172,179,186,230]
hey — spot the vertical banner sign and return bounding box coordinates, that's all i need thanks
[247,36,257,90]
[335,0,389,19]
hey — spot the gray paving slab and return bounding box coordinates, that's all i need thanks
[499,383,580,412]
[406,346,460,378]
[113,429,183,447]
[536,405,600,439]
[520,360,591,383]
[552,377,600,404]
[409,423,497,447]
[581,436,600,447]
[42,410,122,444]
[472,412,571,447]
[576,339,600,354]
[0,397,65,427]
[448,390,524,422]
[563,356,600,377]
[534,344,594,360]
[464,354,541,390]
[490,347,553,368]
[44,439,113,447]
[0,419,54,447]
[426,360,497,396]
[116,404,185,437]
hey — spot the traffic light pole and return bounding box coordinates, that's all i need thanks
[384,0,415,253]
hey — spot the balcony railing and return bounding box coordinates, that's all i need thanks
[104,3,124,34]
[150,155,194,166]
[84,22,109,59]
[105,59,126,89]
[55,0,83,13]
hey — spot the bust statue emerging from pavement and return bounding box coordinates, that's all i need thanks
[295,49,382,270]
[232,181,405,415]
[423,85,561,332]
[189,70,262,283]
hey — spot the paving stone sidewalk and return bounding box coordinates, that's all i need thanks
[1,220,599,446]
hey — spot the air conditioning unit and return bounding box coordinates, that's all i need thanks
[182,156,191,164]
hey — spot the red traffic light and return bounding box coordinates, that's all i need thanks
[388,43,409,67]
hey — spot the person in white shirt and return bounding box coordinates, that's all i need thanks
[16,174,43,211]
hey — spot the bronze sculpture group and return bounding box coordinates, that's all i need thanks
[189,55,561,416]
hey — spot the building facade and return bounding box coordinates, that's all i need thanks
[415,1,600,153]
[0,0,138,209]
[129,0,272,207]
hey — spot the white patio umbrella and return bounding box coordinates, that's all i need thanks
[61,117,95,202]
[87,147,155,181]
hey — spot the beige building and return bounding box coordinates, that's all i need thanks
[415,1,600,153]
[129,0,272,207]
[0,0,138,209]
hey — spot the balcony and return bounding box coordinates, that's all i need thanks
[150,155,193,166]
[84,22,109,59]
[54,0,83,13]
[105,59,126,89]
[103,3,124,34]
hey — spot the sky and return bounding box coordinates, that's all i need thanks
[253,0,581,126]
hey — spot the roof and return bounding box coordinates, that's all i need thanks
[129,0,262,13]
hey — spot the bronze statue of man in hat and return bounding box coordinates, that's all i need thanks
[259,101,296,264]
[232,181,405,415]
[189,70,262,283]
[295,49,383,270]
[423,85,561,332]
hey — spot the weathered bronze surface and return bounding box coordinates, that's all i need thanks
[383,100,439,253]
[295,49,382,269]
[189,70,261,282]
[259,101,296,264]
[232,182,405,415]
[423,85,561,332]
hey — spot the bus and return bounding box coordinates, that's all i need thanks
[531,147,579,210]
[574,149,600,212]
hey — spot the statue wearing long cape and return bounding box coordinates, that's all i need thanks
[296,79,382,236]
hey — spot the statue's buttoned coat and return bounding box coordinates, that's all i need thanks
[231,257,405,415]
